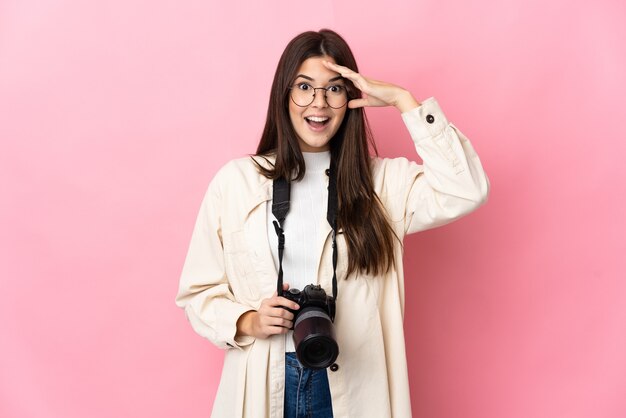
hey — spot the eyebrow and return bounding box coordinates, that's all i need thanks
[295,74,343,83]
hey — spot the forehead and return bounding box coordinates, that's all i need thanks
[295,56,340,81]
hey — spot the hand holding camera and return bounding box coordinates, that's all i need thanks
[235,282,339,369]
[236,283,300,340]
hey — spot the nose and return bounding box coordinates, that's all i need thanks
[311,88,328,108]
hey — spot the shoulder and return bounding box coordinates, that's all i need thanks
[210,155,274,189]
[204,155,274,218]
[215,155,267,179]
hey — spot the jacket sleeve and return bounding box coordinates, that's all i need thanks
[175,169,255,350]
[394,97,490,235]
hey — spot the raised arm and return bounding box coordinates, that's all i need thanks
[323,60,489,235]
[392,98,489,235]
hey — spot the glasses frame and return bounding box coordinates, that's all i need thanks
[288,82,349,109]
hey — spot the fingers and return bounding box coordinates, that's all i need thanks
[267,295,299,311]
[348,98,369,109]
[349,95,388,109]
[273,282,290,295]
[252,292,301,339]
[266,315,293,328]
[323,60,367,89]
[260,305,295,321]
[267,290,299,311]
[323,60,357,78]
[256,316,292,337]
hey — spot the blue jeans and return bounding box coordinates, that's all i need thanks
[284,352,333,418]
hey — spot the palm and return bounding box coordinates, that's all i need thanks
[323,60,406,109]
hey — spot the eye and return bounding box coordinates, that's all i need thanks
[327,85,344,94]
[297,82,312,91]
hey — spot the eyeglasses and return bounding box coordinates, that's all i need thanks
[289,82,348,109]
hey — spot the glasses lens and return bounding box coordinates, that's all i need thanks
[325,86,347,109]
[291,84,315,107]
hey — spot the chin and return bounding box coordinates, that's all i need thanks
[300,138,332,152]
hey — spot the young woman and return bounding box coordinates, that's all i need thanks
[176,29,489,418]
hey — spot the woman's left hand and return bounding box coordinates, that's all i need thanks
[322,60,421,113]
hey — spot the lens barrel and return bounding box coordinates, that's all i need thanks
[293,307,339,369]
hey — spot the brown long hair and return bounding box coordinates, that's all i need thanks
[255,29,397,277]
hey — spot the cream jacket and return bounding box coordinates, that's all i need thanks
[175,97,490,418]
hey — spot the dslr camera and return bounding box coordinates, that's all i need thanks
[283,284,339,369]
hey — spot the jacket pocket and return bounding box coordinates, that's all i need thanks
[223,229,260,302]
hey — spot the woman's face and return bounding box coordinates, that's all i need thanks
[288,56,348,152]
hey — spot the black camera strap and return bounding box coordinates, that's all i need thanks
[272,176,290,299]
[272,165,339,301]
[326,166,339,302]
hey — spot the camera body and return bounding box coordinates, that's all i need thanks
[282,284,339,369]
[283,284,336,321]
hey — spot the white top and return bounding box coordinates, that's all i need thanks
[266,151,331,352]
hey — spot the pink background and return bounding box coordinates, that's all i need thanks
[1,0,625,417]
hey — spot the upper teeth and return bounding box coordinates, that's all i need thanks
[306,116,328,122]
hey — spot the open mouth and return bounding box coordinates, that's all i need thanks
[305,116,330,129]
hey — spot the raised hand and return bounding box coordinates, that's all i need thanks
[322,60,421,113]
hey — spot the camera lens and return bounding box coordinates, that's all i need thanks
[307,340,328,361]
[293,307,339,369]
[300,337,336,366]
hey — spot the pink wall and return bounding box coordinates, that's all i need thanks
[1,0,625,417]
